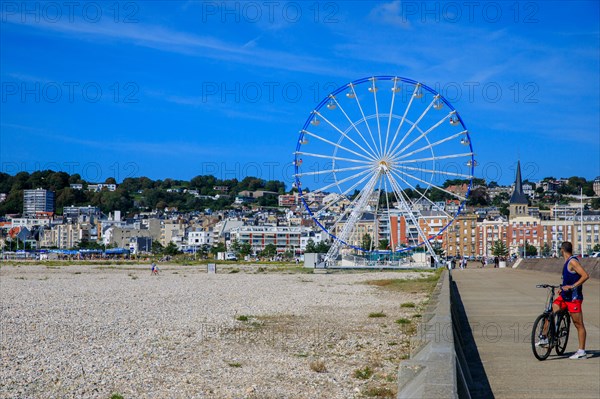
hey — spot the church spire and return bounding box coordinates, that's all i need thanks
[510,160,528,205]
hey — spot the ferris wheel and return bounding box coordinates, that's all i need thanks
[293,76,476,266]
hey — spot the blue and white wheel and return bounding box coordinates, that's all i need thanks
[293,76,475,264]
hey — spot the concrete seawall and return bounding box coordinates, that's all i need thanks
[397,270,469,398]
[517,258,600,279]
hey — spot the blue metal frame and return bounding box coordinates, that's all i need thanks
[293,76,475,253]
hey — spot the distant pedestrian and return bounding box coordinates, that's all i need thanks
[430,255,435,268]
[480,257,485,268]
[151,262,159,275]
[461,257,467,270]
[494,256,499,268]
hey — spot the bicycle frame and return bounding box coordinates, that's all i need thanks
[532,284,571,360]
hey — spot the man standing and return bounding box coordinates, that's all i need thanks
[537,241,589,359]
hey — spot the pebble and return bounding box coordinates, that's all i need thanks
[1,264,427,398]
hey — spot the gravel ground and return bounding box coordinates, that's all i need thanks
[0,264,432,399]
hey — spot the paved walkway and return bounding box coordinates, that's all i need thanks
[452,268,600,399]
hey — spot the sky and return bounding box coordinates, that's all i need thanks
[1,0,599,187]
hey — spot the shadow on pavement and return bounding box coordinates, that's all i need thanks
[451,277,495,399]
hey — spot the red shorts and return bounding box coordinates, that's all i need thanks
[553,296,583,313]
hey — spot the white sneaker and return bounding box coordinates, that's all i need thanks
[569,350,587,359]
[536,337,549,347]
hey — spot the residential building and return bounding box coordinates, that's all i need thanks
[593,177,600,196]
[477,216,509,257]
[87,183,117,192]
[187,230,213,247]
[104,226,152,247]
[160,219,186,246]
[40,223,92,249]
[129,236,152,254]
[278,194,298,207]
[23,188,55,216]
[63,205,102,224]
[569,211,600,255]
[444,213,478,257]
[229,225,318,254]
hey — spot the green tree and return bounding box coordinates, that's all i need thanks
[261,243,277,258]
[151,241,164,255]
[315,241,331,253]
[230,239,241,254]
[491,240,509,257]
[239,242,252,257]
[378,239,389,250]
[592,244,600,252]
[518,242,538,257]
[361,233,372,251]
[164,242,180,256]
[541,243,552,257]
[305,239,317,253]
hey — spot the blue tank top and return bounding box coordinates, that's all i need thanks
[561,255,583,301]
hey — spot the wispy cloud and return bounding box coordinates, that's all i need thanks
[3,17,346,77]
[1,123,220,156]
[368,1,411,28]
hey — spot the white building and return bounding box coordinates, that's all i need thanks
[229,225,324,254]
[187,230,213,247]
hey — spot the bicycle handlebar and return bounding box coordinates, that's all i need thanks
[536,284,561,289]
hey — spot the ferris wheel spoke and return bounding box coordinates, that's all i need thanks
[397,164,473,180]
[383,78,401,156]
[393,130,468,162]
[327,172,380,257]
[390,112,452,160]
[310,167,373,195]
[295,164,369,178]
[387,95,437,158]
[383,178,396,251]
[295,151,373,165]
[352,86,381,157]
[370,178,384,252]
[388,169,455,220]
[370,78,384,159]
[313,172,375,218]
[302,130,376,162]
[386,84,419,158]
[395,152,474,165]
[314,109,378,160]
[386,173,437,252]
[329,96,379,159]
[391,169,466,201]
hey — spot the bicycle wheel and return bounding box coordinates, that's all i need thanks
[531,314,552,360]
[555,313,570,355]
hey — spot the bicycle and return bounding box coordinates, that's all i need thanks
[531,284,571,360]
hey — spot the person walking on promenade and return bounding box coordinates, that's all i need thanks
[494,256,499,268]
[151,262,159,275]
[536,241,589,359]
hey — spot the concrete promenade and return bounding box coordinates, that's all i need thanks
[452,268,600,399]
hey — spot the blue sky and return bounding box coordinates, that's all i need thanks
[1,0,599,187]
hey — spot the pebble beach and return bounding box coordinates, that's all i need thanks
[0,264,431,399]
